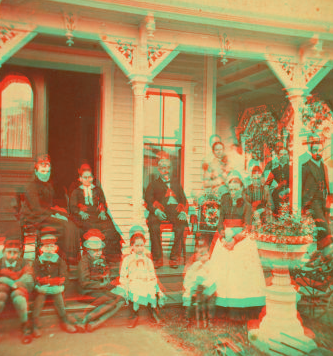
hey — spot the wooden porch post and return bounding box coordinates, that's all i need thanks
[131,76,149,223]
[286,88,306,214]
[204,55,217,156]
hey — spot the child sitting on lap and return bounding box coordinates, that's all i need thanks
[32,227,76,337]
[76,229,125,332]
[112,227,166,328]
[0,233,34,344]
[183,237,216,328]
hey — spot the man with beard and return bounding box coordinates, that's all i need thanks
[302,134,333,255]
[145,154,188,269]
[266,148,291,214]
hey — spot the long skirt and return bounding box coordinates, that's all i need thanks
[210,237,266,308]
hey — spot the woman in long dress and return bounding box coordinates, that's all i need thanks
[70,164,123,263]
[210,176,266,312]
[21,155,81,264]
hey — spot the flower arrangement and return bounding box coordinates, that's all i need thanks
[301,98,333,134]
[244,112,279,160]
[253,203,316,244]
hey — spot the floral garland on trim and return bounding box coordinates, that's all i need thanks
[244,112,279,161]
[301,98,333,136]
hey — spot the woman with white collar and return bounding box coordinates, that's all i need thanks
[70,164,123,263]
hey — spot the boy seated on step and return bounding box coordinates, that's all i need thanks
[76,229,125,332]
[0,233,34,344]
[32,227,77,337]
[112,226,166,328]
[183,237,216,328]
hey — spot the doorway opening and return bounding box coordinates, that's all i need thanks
[47,70,100,205]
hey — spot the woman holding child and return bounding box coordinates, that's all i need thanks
[210,175,266,312]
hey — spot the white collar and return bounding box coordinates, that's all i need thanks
[5,260,17,268]
[39,253,59,263]
[79,184,95,189]
[311,158,322,167]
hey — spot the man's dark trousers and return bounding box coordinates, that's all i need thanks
[147,204,187,263]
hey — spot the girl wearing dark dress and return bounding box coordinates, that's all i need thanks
[21,155,81,264]
[69,164,123,263]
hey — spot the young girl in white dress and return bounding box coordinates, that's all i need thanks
[112,229,166,328]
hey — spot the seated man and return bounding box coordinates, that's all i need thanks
[145,155,188,269]
[0,232,34,344]
[21,154,81,264]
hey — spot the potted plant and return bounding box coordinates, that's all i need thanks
[248,204,318,355]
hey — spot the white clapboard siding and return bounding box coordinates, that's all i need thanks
[108,67,134,244]
[108,54,207,246]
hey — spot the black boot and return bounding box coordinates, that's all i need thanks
[127,309,139,329]
[33,319,42,338]
[21,321,32,344]
[60,317,77,333]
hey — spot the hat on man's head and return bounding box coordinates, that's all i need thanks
[83,236,105,250]
[303,133,324,145]
[157,151,170,162]
[35,154,51,169]
[4,225,22,250]
[40,226,58,245]
[4,238,21,250]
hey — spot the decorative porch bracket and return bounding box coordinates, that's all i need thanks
[0,22,37,67]
[100,15,180,224]
[266,54,333,214]
[99,35,179,82]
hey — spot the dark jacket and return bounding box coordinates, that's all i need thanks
[302,159,330,208]
[217,194,252,235]
[144,176,188,215]
[33,255,67,286]
[21,177,55,225]
[70,185,108,216]
[78,254,112,295]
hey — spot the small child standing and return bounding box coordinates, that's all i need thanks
[76,229,125,332]
[112,228,166,328]
[32,227,76,336]
[0,234,34,344]
[183,238,216,328]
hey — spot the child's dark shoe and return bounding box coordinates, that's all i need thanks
[127,316,139,328]
[75,321,87,333]
[21,322,33,344]
[60,320,77,333]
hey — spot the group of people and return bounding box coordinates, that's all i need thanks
[1,130,332,343]
[20,155,123,265]
[0,226,164,343]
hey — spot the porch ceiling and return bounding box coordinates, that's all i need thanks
[216,59,284,102]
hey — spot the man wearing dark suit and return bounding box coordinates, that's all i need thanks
[145,157,188,269]
[302,134,332,252]
[266,148,291,214]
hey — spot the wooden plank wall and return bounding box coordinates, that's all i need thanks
[108,54,206,245]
